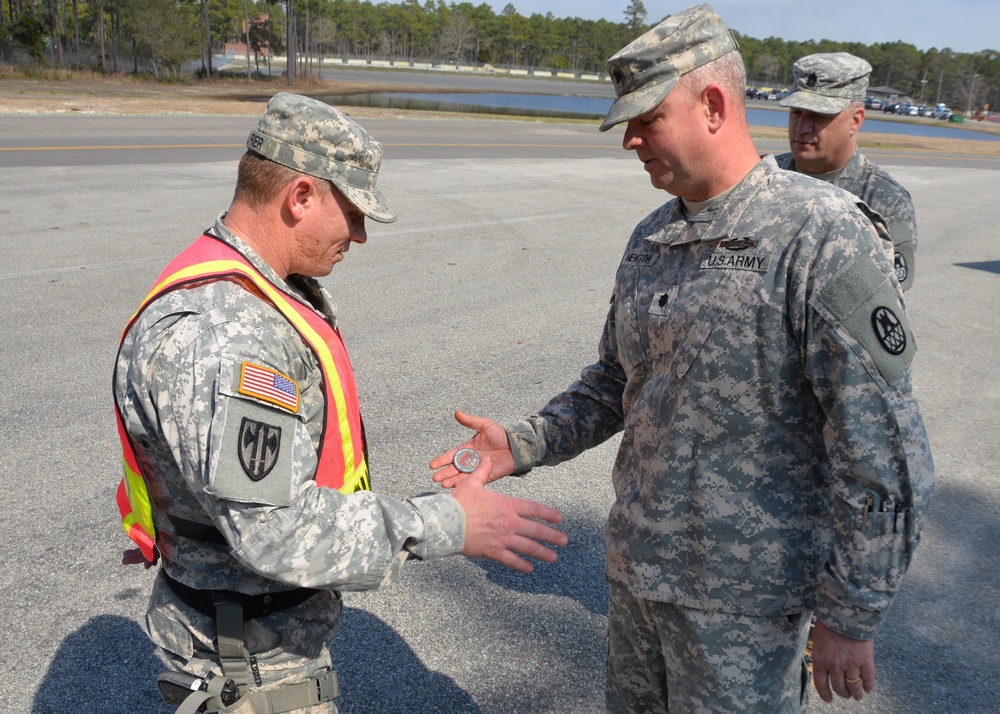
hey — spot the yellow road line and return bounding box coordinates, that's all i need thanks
[0,143,245,152]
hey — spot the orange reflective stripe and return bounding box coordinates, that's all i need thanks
[114,234,369,565]
[151,257,367,489]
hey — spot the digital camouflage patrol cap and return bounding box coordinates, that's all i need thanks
[779,53,873,115]
[247,92,395,223]
[600,3,739,132]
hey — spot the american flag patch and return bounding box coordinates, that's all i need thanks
[238,362,300,413]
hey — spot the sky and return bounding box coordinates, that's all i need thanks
[480,0,1000,54]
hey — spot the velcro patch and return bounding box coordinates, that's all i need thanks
[238,362,300,413]
[819,255,914,384]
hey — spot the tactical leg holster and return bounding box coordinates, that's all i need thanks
[159,598,338,714]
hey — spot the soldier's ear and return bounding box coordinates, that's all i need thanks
[702,84,728,133]
[850,105,865,136]
[285,176,318,221]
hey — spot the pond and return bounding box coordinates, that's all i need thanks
[319,91,1000,143]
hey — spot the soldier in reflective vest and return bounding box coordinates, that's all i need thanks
[113,92,567,714]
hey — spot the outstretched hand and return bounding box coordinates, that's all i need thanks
[451,455,567,573]
[810,620,876,703]
[430,411,516,488]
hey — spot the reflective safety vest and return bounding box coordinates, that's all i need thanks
[115,233,370,564]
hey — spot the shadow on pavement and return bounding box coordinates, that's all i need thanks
[954,260,1000,275]
[33,614,168,713]
[477,515,609,617]
[35,610,480,714]
[332,608,480,713]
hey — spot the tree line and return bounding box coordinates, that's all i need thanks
[1,0,996,112]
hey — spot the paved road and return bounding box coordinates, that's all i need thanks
[1,115,998,713]
[2,113,998,170]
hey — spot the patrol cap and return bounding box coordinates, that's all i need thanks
[247,92,395,223]
[779,52,873,115]
[600,3,739,132]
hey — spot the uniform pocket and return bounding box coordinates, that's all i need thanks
[146,606,195,661]
[846,496,910,593]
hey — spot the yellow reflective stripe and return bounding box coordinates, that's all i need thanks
[122,262,226,335]
[343,467,371,494]
[122,457,155,539]
[153,260,364,484]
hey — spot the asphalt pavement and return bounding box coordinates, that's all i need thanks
[0,114,998,714]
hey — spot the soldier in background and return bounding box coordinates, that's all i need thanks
[431,4,933,712]
[114,92,567,713]
[778,52,918,290]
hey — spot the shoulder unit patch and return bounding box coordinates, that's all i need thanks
[238,417,281,481]
[871,306,907,355]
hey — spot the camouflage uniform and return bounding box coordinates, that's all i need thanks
[778,52,918,291]
[777,149,917,291]
[114,95,464,713]
[508,152,933,711]
[502,9,934,703]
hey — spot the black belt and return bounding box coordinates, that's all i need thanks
[166,515,228,545]
[163,573,321,621]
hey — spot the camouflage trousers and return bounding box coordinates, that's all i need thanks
[145,571,342,713]
[606,584,812,714]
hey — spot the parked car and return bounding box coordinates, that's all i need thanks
[931,103,953,120]
[865,97,884,110]
[882,102,901,114]
[888,102,919,116]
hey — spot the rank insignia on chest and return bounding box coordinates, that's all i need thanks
[238,362,300,413]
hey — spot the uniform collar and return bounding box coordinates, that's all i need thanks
[641,156,779,247]
[207,214,339,323]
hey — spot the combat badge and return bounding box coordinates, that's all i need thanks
[453,448,481,474]
[718,236,760,252]
[239,417,281,481]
